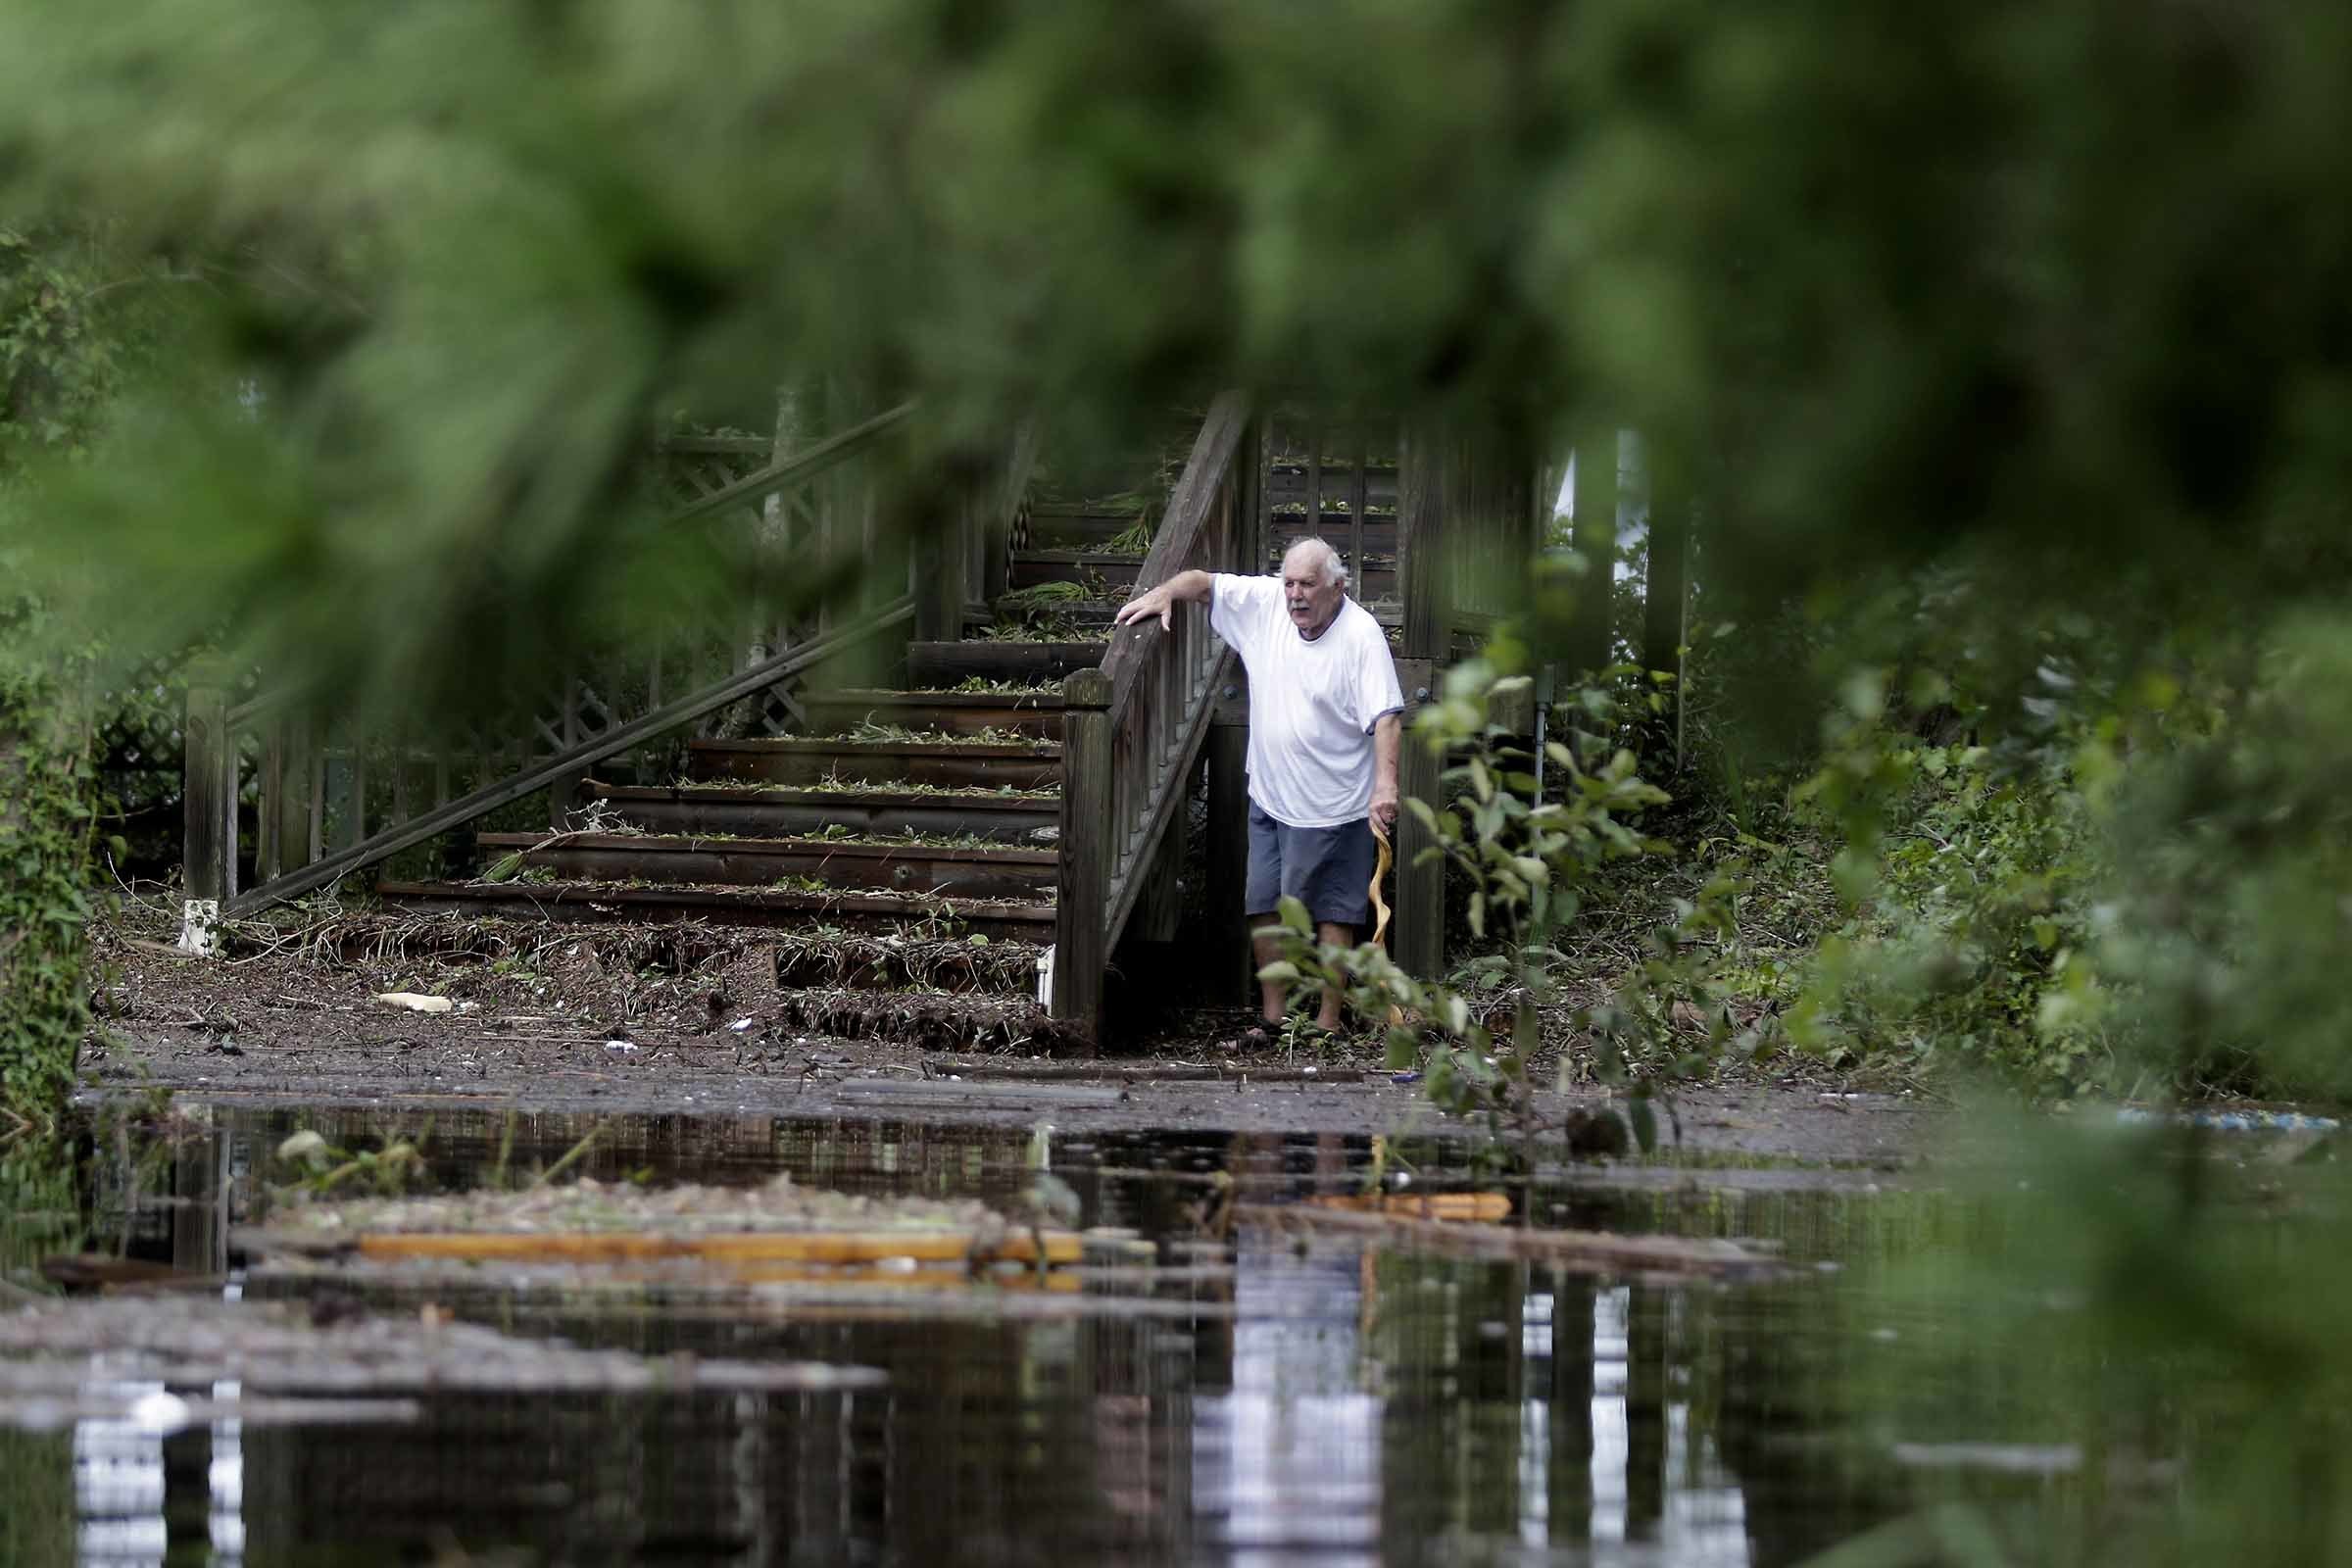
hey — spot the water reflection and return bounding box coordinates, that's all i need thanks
[0,1105,1932,1566]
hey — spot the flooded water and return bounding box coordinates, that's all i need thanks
[1,1105,2002,1566]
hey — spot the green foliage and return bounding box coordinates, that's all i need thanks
[1785,674,2114,1092]
[1810,1114,2352,1568]
[1102,517,1154,556]
[0,655,94,1132]
[0,220,178,484]
[1261,658,1733,1150]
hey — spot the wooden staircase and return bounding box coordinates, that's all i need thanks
[375,501,1157,996]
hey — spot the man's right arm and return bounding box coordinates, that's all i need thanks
[1113,568,1215,632]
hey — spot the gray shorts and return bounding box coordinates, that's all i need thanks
[1246,803,1377,929]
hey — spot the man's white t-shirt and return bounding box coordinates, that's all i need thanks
[1208,574,1405,828]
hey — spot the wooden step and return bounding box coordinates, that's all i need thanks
[376,880,1056,941]
[1008,552,1144,593]
[583,783,1058,843]
[990,598,1121,629]
[800,688,1065,741]
[1021,506,1155,550]
[476,832,1058,901]
[771,935,1045,994]
[687,736,1062,790]
[1264,515,1399,553]
[1013,547,1395,600]
[1265,465,1399,510]
[907,641,1108,687]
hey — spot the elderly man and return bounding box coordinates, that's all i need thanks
[1115,537,1403,1036]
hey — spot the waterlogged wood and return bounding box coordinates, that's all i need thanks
[1236,1203,1782,1276]
[324,1229,1085,1267]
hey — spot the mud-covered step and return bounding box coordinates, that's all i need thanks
[474,832,1058,901]
[1263,515,1400,554]
[687,736,1062,790]
[1264,463,1399,510]
[1007,551,1144,595]
[907,641,1109,686]
[771,928,1046,995]
[375,880,1057,941]
[800,688,1065,741]
[768,989,1083,1053]
[1020,505,1155,551]
[582,782,1058,843]
[988,597,1121,630]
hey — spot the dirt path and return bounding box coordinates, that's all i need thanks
[83,906,1934,1166]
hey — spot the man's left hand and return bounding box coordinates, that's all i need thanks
[1368,787,1398,836]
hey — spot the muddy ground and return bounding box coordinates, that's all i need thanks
[82,903,1934,1167]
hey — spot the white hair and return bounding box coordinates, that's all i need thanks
[1281,536,1349,588]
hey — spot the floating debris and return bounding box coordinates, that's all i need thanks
[254,1173,1020,1240]
[239,1174,1094,1274]
[374,991,455,1014]
[1302,1192,1512,1223]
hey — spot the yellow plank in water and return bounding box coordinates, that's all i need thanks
[353,1230,1085,1266]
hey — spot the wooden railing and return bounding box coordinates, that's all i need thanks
[1052,392,1253,1038]
[178,404,930,933]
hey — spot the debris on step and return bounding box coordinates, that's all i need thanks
[772,929,1042,994]
[766,989,1088,1054]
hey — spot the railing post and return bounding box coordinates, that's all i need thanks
[1393,660,1444,980]
[1641,437,1691,770]
[180,657,232,955]
[1205,706,1251,1004]
[1394,424,1448,980]
[1566,424,1618,678]
[274,716,315,878]
[1051,667,1113,1053]
[911,489,970,647]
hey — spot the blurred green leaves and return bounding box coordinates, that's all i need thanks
[3,0,2351,705]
